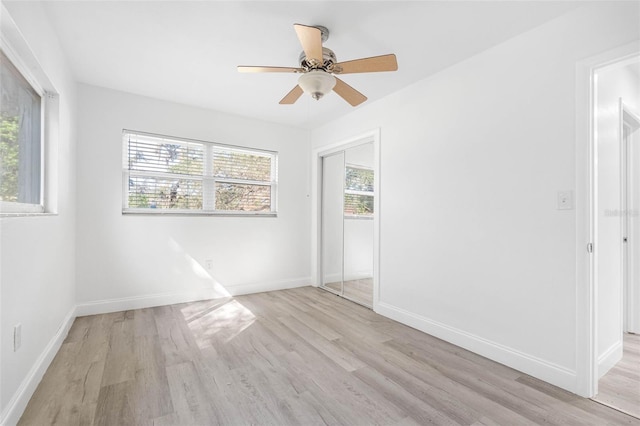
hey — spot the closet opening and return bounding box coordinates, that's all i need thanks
[319,140,376,308]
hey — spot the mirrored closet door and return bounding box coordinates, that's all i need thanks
[321,142,374,307]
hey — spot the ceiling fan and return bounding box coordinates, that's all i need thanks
[238,24,398,107]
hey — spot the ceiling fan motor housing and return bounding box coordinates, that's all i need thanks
[299,47,337,71]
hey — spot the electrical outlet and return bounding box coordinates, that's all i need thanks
[14,323,22,352]
[205,259,213,270]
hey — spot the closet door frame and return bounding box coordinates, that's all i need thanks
[311,129,380,311]
[320,151,346,297]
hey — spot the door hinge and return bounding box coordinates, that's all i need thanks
[587,242,593,253]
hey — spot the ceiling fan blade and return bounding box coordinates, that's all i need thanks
[294,24,323,64]
[279,85,304,104]
[334,54,398,74]
[333,77,367,106]
[238,66,303,73]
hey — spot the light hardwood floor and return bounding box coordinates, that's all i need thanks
[324,278,373,307]
[19,286,640,425]
[594,332,640,418]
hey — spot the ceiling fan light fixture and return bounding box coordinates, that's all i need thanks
[298,70,336,100]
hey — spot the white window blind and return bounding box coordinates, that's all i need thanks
[344,165,374,217]
[123,131,277,215]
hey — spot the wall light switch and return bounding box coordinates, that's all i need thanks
[557,190,574,210]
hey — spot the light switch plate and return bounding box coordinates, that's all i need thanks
[557,190,574,210]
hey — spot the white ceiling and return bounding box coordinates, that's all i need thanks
[34,1,582,129]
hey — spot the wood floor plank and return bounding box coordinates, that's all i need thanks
[164,361,228,425]
[100,312,136,387]
[276,314,366,372]
[594,333,640,419]
[352,365,465,425]
[18,286,640,426]
[336,336,533,425]
[93,381,136,426]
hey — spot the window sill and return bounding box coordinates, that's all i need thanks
[122,209,277,217]
[0,212,57,218]
[344,215,374,220]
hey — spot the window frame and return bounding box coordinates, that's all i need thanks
[344,163,374,220]
[122,130,278,216]
[0,45,46,215]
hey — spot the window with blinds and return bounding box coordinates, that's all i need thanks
[123,131,277,215]
[1,49,44,213]
[344,165,374,217]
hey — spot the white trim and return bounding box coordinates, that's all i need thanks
[0,18,45,97]
[575,40,640,398]
[122,209,277,217]
[0,201,44,215]
[377,302,578,393]
[224,277,310,297]
[75,288,224,317]
[311,129,381,310]
[0,306,76,426]
[75,278,310,317]
[122,129,278,156]
[597,340,623,379]
[623,105,640,333]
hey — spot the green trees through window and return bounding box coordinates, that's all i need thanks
[0,116,19,201]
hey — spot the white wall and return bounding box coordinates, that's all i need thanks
[311,2,640,393]
[75,84,311,311]
[595,60,640,377]
[0,1,77,423]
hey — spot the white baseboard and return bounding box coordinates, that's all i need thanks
[344,272,372,282]
[376,301,578,393]
[224,277,310,296]
[318,273,372,283]
[597,340,623,379]
[76,287,226,317]
[1,306,76,426]
[75,277,311,317]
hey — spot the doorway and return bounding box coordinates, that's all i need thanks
[317,135,378,309]
[622,109,640,335]
[591,54,640,418]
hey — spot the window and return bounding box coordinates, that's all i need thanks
[123,131,277,215]
[0,49,43,213]
[344,164,374,217]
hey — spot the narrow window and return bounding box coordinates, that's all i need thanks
[0,49,43,213]
[123,131,277,215]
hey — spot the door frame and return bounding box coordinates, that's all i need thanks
[311,129,381,311]
[319,150,346,298]
[622,104,640,334]
[575,41,640,398]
